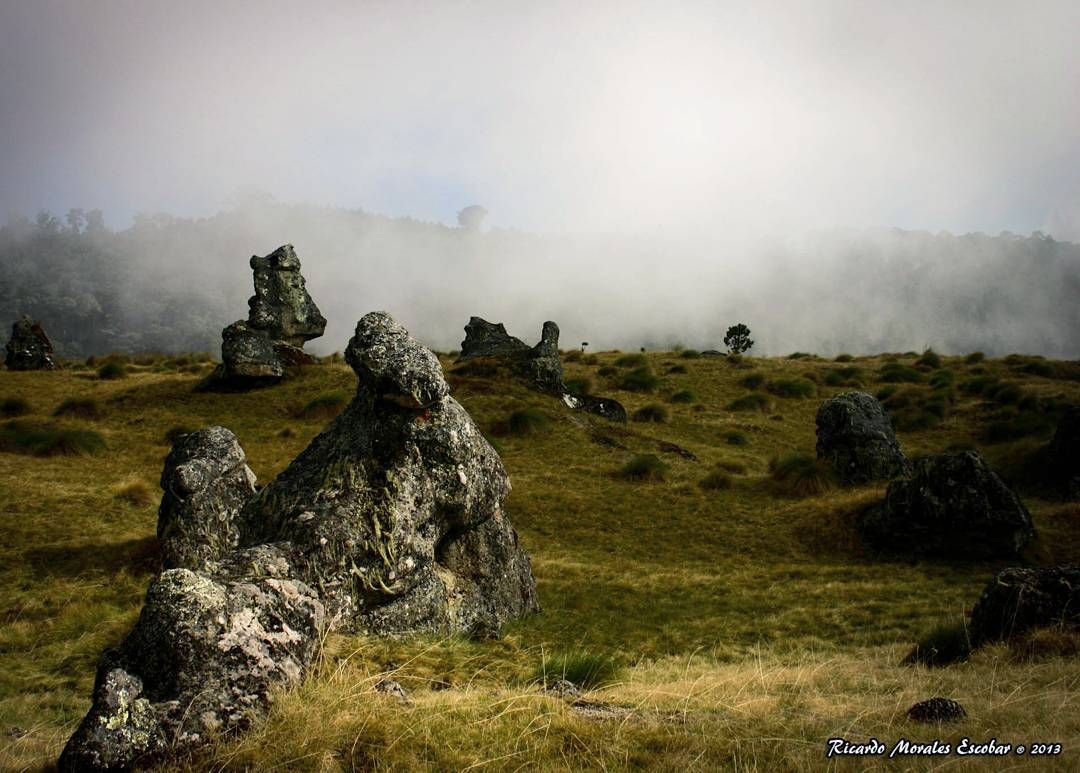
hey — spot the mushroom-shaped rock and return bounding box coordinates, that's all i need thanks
[859,451,1034,558]
[4,315,58,370]
[816,391,908,484]
[969,566,1080,647]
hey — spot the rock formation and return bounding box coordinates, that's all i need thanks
[969,566,1080,647]
[200,245,326,390]
[1048,407,1080,499]
[859,450,1034,558]
[4,315,58,370]
[816,391,908,484]
[457,316,627,422]
[62,312,539,771]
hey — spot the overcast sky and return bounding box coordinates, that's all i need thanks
[2,0,1078,239]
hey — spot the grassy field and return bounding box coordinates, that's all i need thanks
[2,348,1080,771]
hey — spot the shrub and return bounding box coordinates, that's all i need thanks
[879,363,922,383]
[928,369,955,390]
[903,620,971,667]
[632,404,669,423]
[699,470,733,490]
[965,351,986,364]
[296,392,348,419]
[669,390,696,404]
[915,349,942,370]
[534,650,622,690]
[769,453,835,497]
[508,408,551,437]
[724,431,750,446]
[724,324,754,354]
[1,398,31,418]
[97,362,127,380]
[53,398,101,419]
[679,349,701,359]
[619,454,669,482]
[766,378,816,399]
[834,353,854,362]
[738,373,766,390]
[0,421,106,457]
[728,393,771,412]
[564,377,593,396]
[615,353,648,368]
[619,367,660,393]
[164,426,194,445]
[114,479,156,507]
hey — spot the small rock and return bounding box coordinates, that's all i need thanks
[375,678,412,704]
[906,697,967,723]
[545,678,582,699]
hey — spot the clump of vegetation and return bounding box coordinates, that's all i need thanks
[619,367,660,393]
[787,352,812,360]
[97,361,127,380]
[959,375,999,395]
[903,620,971,667]
[679,349,701,359]
[507,408,552,437]
[53,398,101,419]
[965,351,986,364]
[564,377,592,396]
[615,353,648,368]
[278,427,295,439]
[714,458,748,474]
[724,431,750,446]
[164,426,194,445]
[915,349,942,370]
[0,421,106,457]
[582,354,598,366]
[597,365,618,377]
[928,369,955,390]
[880,387,949,431]
[1010,627,1080,661]
[823,367,863,387]
[984,412,1054,444]
[666,364,688,374]
[562,350,583,363]
[728,393,771,412]
[295,392,349,420]
[699,470,733,490]
[632,404,669,423]
[878,362,922,383]
[534,650,623,690]
[834,353,854,362]
[619,454,669,482]
[669,389,696,404]
[453,360,499,378]
[114,478,156,507]
[738,373,766,390]
[1,398,31,418]
[724,323,754,354]
[768,453,835,497]
[766,378,816,399]
[726,353,744,366]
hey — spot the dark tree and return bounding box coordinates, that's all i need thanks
[724,323,754,354]
[457,205,488,231]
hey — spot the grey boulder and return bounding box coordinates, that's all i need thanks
[4,315,58,371]
[816,391,908,484]
[969,565,1080,647]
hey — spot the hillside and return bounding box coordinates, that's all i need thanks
[2,347,1080,770]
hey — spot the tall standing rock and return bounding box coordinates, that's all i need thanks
[200,245,326,390]
[62,311,539,770]
[4,315,58,370]
[816,391,908,484]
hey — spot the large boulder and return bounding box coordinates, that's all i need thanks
[859,450,1034,558]
[459,317,530,360]
[201,245,325,390]
[969,566,1080,647]
[62,312,538,769]
[1048,407,1080,499]
[816,391,908,484]
[4,315,58,370]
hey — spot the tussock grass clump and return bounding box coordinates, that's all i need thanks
[915,349,942,370]
[564,377,592,396]
[834,353,854,362]
[986,381,1023,405]
[768,453,835,497]
[507,408,551,437]
[728,393,771,412]
[878,362,922,383]
[699,470,733,490]
[881,387,948,431]
[295,392,349,420]
[823,367,863,387]
[582,354,598,366]
[960,375,998,395]
[53,398,101,419]
[965,351,986,364]
[984,412,1054,443]
[666,364,688,374]
[0,421,106,457]
[669,389,696,404]
[787,352,812,360]
[726,353,744,366]
[714,458,748,475]
[928,369,955,390]
[738,373,766,390]
[679,349,701,359]
[904,620,971,667]
[97,361,127,380]
[1010,627,1080,661]
[615,353,648,368]
[1,397,31,418]
[619,367,660,393]
[114,478,156,507]
[453,360,499,378]
[766,378,816,399]
[724,431,750,446]
[562,350,583,363]
[534,650,622,690]
[619,454,669,482]
[164,426,194,445]
[597,365,618,377]
[632,404,669,423]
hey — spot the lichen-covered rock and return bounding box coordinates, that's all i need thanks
[458,317,529,361]
[816,391,908,484]
[201,245,325,391]
[562,393,628,423]
[860,451,1034,558]
[512,321,565,395]
[4,315,58,370]
[969,566,1080,647]
[60,568,325,772]
[1048,407,1080,499]
[158,427,258,570]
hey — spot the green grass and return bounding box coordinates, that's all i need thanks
[53,398,101,419]
[294,391,349,419]
[614,353,648,368]
[699,469,734,490]
[738,372,766,390]
[97,361,127,380]
[533,649,623,690]
[1,397,31,417]
[728,392,771,412]
[766,378,816,399]
[507,407,552,436]
[631,404,669,423]
[564,376,592,396]
[0,421,107,457]
[904,619,972,667]
[669,389,696,404]
[618,453,669,481]
[768,452,836,497]
[618,367,660,393]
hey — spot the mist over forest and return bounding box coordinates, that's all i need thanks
[3,199,1078,359]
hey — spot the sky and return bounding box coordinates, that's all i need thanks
[1,0,1079,240]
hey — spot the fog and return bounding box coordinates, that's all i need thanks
[2,1,1079,356]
